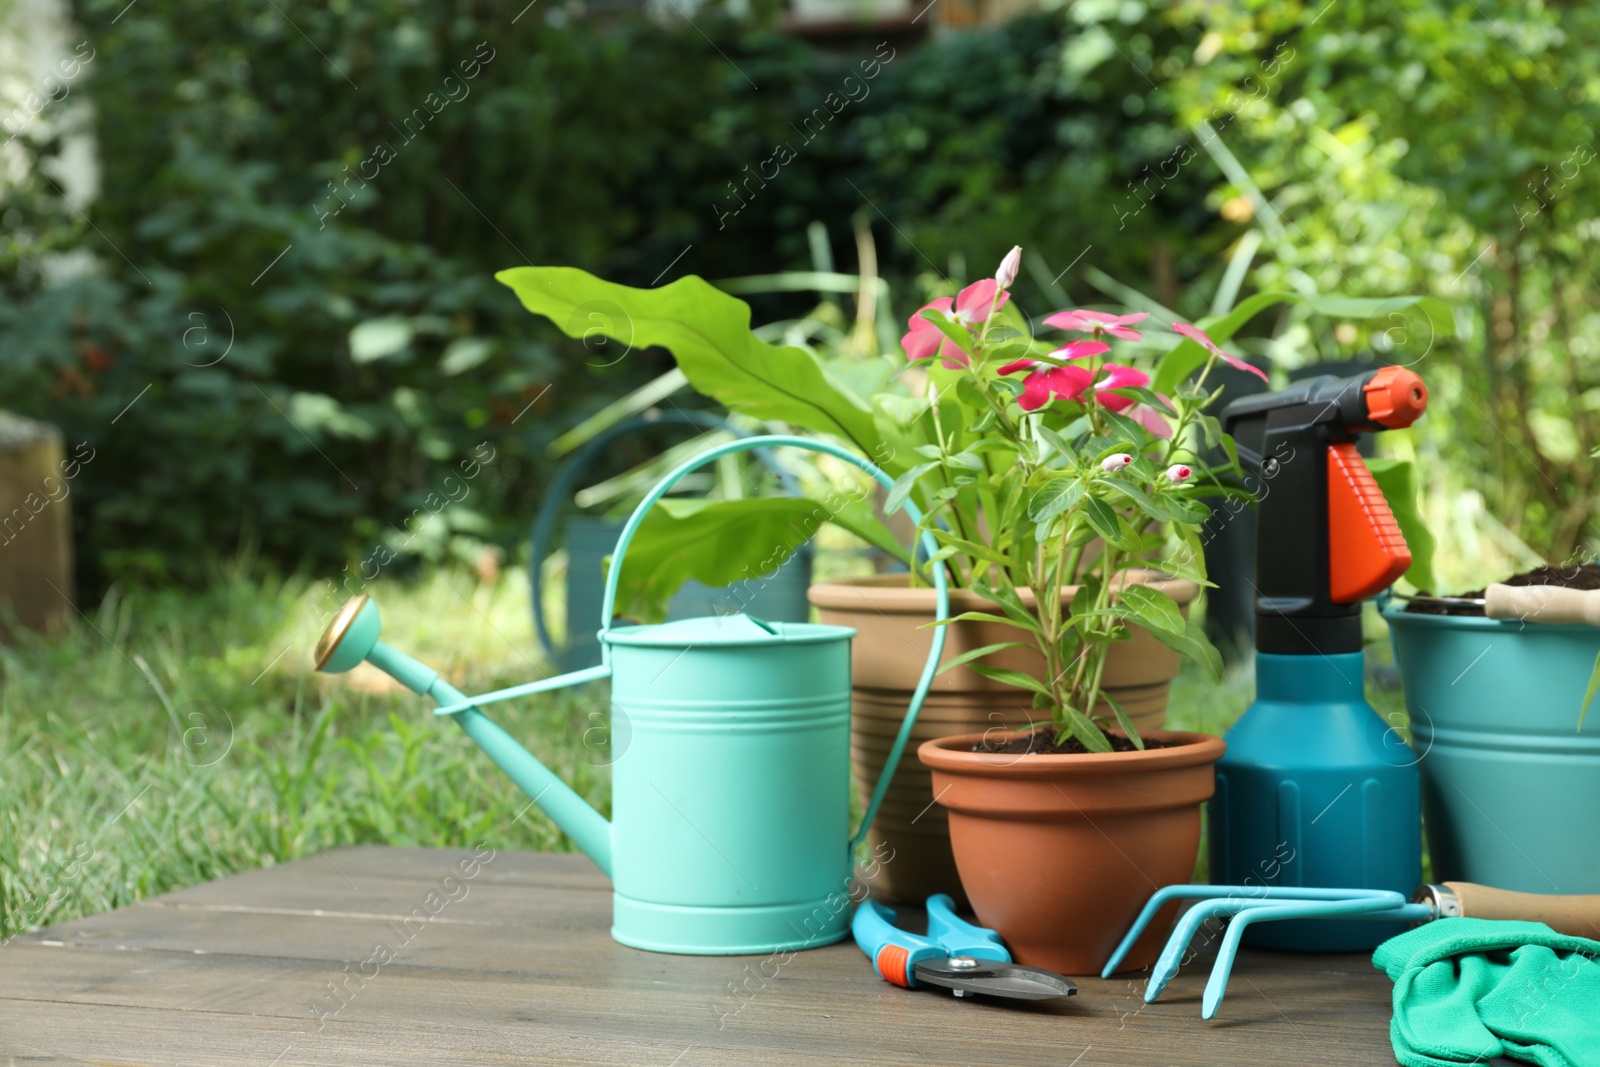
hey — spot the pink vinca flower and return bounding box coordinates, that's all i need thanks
[1172,323,1268,382]
[901,280,1012,368]
[1047,339,1112,363]
[1128,403,1173,438]
[998,361,1093,413]
[1044,309,1149,341]
[994,340,1109,379]
[1091,364,1150,413]
[902,297,963,366]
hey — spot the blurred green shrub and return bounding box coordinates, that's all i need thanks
[1166,1,1600,571]
[0,0,1235,590]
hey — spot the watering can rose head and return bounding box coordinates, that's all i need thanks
[889,245,1264,753]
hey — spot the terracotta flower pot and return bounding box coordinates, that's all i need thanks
[808,570,1198,905]
[919,729,1225,975]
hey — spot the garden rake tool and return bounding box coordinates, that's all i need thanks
[1105,881,1600,1019]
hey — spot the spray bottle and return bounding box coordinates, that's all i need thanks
[1213,366,1428,950]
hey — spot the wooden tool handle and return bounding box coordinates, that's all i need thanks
[1448,881,1600,937]
[1484,584,1600,626]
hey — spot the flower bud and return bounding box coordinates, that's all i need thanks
[1101,453,1133,473]
[995,245,1022,290]
[1165,464,1193,484]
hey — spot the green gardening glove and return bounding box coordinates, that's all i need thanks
[1373,917,1600,1067]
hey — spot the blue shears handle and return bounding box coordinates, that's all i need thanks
[853,895,1010,989]
[925,894,1009,960]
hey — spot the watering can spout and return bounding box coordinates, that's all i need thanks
[314,595,614,877]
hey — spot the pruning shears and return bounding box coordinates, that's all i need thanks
[853,894,1078,1002]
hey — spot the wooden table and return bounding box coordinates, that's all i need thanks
[1,846,1401,1065]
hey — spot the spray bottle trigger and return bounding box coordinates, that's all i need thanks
[1327,443,1411,604]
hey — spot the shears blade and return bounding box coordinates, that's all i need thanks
[912,958,1078,1001]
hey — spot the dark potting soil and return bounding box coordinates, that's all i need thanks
[1404,562,1600,615]
[973,729,1190,755]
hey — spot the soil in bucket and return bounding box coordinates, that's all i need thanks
[1405,563,1600,616]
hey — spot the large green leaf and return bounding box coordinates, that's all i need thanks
[1118,589,1225,683]
[1366,457,1437,593]
[609,497,828,623]
[817,490,910,565]
[497,267,883,457]
[1151,291,1457,397]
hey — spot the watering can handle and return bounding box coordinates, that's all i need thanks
[528,411,800,663]
[599,434,950,856]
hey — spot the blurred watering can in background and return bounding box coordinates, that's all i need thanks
[315,436,948,955]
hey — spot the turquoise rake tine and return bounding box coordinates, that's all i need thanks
[1102,885,1223,977]
[1104,885,1406,981]
[1202,892,1424,1019]
[1143,889,1394,1001]
[1143,898,1317,1002]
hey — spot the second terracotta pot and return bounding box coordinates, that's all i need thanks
[809,570,1199,905]
[920,729,1225,975]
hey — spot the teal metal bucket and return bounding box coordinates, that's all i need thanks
[1382,601,1600,893]
[603,613,855,952]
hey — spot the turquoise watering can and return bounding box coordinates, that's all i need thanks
[314,436,948,955]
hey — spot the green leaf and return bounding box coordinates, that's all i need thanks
[935,641,1034,675]
[968,664,1054,698]
[1100,691,1144,749]
[1105,476,1176,523]
[1083,496,1141,550]
[925,610,1041,635]
[1221,432,1241,476]
[1056,707,1114,752]
[497,268,883,457]
[609,497,826,623]
[1365,457,1437,593]
[1580,650,1600,730]
[946,452,985,471]
[929,530,1020,569]
[1118,584,1187,637]
[823,493,911,565]
[972,579,1039,632]
[1036,425,1078,463]
[1132,614,1224,683]
[884,462,937,515]
[916,309,976,359]
[1119,386,1177,416]
[1167,496,1213,525]
[1029,477,1086,523]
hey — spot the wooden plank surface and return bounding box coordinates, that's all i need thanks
[0,846,1402,1066]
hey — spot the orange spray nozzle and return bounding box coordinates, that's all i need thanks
[1362,366,1428,429]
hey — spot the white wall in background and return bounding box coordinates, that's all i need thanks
[1,0,100,207]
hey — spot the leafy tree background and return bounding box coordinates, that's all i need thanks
[1,0,1594,592]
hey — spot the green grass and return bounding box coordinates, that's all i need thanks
[1,567,1412,939]
[0,564,609,941]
